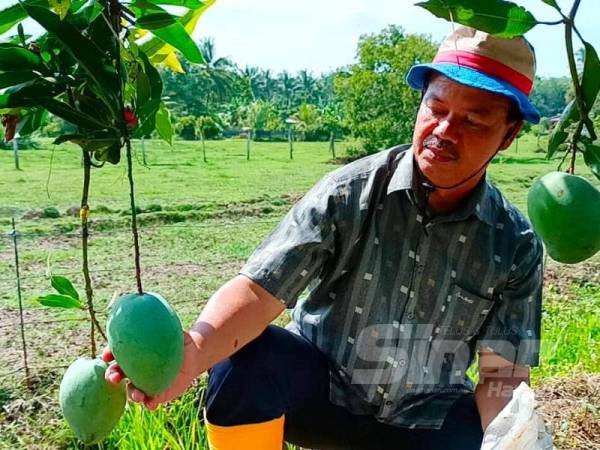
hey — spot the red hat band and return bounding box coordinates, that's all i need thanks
[433,50,534,96]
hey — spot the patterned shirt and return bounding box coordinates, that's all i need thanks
[239,145,543,429]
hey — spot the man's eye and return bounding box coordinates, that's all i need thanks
[466,118,484,127]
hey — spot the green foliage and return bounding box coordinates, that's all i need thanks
[416,0,538,38]
[334,25,436,155]
[35,293,83,309]
[530,77,570,118]
[175,115,198,140]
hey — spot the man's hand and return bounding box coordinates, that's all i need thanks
[103,331,202,410]
[475,349,530,431]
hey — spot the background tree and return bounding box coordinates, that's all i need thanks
[334,25,437,156]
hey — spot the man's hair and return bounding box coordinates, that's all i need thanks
[421,72,524,124]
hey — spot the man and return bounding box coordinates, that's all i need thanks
[105,26,543,450]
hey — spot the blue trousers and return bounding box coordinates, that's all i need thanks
[206,325,484,450]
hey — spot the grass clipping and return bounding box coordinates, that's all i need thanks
[536,374,600,450]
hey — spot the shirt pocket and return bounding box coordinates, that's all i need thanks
[435,284,495,342]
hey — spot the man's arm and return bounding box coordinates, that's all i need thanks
[188,274,286,372]
[475,348,530,431]
[105,275,285,408]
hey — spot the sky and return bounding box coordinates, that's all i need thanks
[7,0,600,78]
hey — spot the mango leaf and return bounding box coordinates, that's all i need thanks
[73,0,104,24]
[21,3,120,107]
[136,12,177,30]
[0,71,41,89]
[584,144,600,180]
[37,97,111,130]
[146,0,205,7]
[161,52,184,73]
[49,0,71,19]
[54,130,120,151]
[547,100,577,159]
[0,77,65,108]
[50,275,80,299]
[141,1,214,65]
[541,0,558,7]
[416,0,537,38]
[0,3,28,36]
[136,70,152,107]
[155,102,173,145]
[134,0,206,64]
[581,43,600,115]
[94,141,121,164]
[17,107,48,136]
[35,293,84,309]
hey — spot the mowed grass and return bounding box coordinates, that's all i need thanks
[0,136,598,449]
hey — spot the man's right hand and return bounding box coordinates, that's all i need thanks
[103,330,203,410]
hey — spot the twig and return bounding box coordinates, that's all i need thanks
[11,218,31,386]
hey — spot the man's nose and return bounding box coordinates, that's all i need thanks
[433,117,460,145]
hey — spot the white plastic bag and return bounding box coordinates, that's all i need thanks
[481,382,554,450]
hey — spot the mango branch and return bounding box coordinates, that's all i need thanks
[125,138,143,295]
[80,152,107,357]
[563,0,594,174]
[66,81,106,356]
[110,0,144,295]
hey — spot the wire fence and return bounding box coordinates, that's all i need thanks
[0,216,281,384]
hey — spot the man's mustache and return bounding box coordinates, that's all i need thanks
[422,136,458,158]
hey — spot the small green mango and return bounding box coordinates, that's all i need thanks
[106,292,184,396]
[59,358,126,445]
[528,171,600,264]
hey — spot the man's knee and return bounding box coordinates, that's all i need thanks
[205,326,284,426]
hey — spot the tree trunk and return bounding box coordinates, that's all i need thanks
[12,137,20,170]
[515,137,519,153]
[141,137,147,166]
[201,131,207,163]
[329,131,336,160]
[288,127,294,160]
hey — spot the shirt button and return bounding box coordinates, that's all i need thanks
[416,264,425,274]
[407,311,415,320]
[385,400,394,406]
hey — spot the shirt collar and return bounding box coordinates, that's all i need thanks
[386,146,495,226]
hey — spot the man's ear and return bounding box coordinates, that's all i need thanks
[498,120,523,151]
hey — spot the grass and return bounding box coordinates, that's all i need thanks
[0,136,598,449]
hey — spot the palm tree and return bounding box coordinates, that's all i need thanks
[278,71,298,112]
[298,70,316,103]
[196,38,235,105]
[240,65,261,100]
[260,69,277,100]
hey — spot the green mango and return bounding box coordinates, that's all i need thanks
[107,292,184,396]
[0,47,42,71]
[528,171,600,264]
[59,358,127,445]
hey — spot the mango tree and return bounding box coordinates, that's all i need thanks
[417,0,600,264]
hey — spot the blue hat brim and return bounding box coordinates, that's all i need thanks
[406,63,540,124]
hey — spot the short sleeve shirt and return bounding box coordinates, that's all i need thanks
[239,145,543,429]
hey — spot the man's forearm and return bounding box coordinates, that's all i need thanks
[187,275,286,377]
[475,376,525,430]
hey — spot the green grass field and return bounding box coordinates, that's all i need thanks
[0,136,598,449]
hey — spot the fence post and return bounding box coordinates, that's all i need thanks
[11,218,31,387]
[13,137,20,170]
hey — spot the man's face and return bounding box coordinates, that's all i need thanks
[412,73,521,188]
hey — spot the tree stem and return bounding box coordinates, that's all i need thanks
[81,152,107,356]
[563,0,595,174]
[126,139,143,294]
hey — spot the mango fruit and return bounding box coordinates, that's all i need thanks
[106,292,184,396]
[59,358,126,445]
[528,171,600,264]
